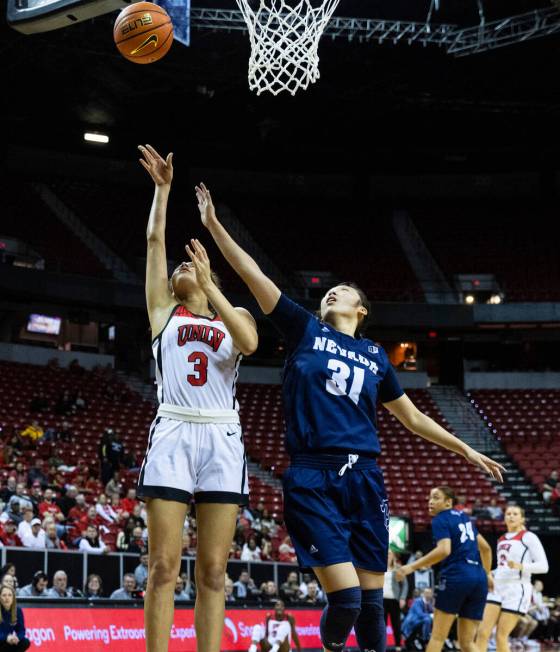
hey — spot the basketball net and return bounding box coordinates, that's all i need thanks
[235,0,342,95]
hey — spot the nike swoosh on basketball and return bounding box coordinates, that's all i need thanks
[130,33,158,55]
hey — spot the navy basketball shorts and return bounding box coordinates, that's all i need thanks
[282,454,389,571]
[435,566,488,621]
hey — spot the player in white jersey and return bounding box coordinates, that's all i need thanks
[477,505,549,652]
[136,144,258,652]
[249,600,301,652]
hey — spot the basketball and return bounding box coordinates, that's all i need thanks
[113,1,173,64]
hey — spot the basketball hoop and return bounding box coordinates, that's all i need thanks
[234,0,342,95]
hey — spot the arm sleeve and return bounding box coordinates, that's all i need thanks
[267,293,313,352]
[523,532,549,575]
[431,514,451,543]
[379,361,405,404]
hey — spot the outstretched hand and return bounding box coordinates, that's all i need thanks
[195,182,218,227]
[185,238,213,291]
[138,144,173,186]
[464,449,506,482]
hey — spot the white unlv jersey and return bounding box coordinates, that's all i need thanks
[152,305,242,411]
[494,529,548,585]
[267,617,292,644]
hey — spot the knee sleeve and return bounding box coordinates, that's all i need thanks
[354,588,386,652]
[320,587,362,651]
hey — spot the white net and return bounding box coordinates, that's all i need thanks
[235,0,342,96]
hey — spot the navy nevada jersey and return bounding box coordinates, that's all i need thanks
[268,293,403,456]
[432,509,483,578]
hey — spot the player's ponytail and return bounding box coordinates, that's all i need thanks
[436,486,457,505]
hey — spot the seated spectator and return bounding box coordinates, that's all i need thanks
[116,517,136,551]
[9,485,33,514]
[45,523,67,550]
[16,508,34,543]
[78,525,110,554]
[260,508,276,533]
[0,585,30,651]
[251,500,265,522]
[83,574,103,600]
[225,577,235,603]
[233,571,260,601]
[174,577,191,601]
[298,573,313,599]
[79,506,106,535]
[280,571,300,603]
[134,553,149,588]
[260,581,279,602]
[127,527,147,555]
[47,571,72,598]
[110,574,137,600]
[182,530,195,557]
[28,483,43,516]
[17,572,48,598]
[110,495,126,521]
[105,472,122,501]
[543,471,559,504]
[27,460,48,489]
[407,552,434,591]
[303,580,324,605]
[454,494,473,515]
[241,537,262,562]
[2,501,23,528]
[29,392,49,413]
[527,580,550,630]
[487,498,504,521]
[278,536,297,563]
[20,421,44,443]
[121,488,138,516]
[0,479,16,505]
[20,519,45,549]
[38,489,65,524]
[546,597,560,642]
[0,567,18,593]
[56,486,78,518]
[68,494,89,523]
[402,588,434,647]
[0,521,22,547]
[95,494,119,524]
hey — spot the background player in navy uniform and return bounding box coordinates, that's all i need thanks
[397,487,493,652]
[194,183,504,652]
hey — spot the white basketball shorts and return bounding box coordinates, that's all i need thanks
[487,581,532,615]
[137,416,249,505]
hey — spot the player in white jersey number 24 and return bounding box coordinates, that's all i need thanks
[136,145,258,652]
[476,505,549,652]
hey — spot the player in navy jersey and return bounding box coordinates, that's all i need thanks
[195,183,504,652]
[397,487,493,652]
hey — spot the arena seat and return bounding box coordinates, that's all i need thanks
[469,389,560,492]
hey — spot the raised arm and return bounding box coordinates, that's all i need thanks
[185,239,258,356]
[139,144,175,335]
[195,183,281,314]
[383,394,505,482]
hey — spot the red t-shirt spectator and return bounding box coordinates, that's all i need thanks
[121,497,138,515]
[68,504,89,523]
[39,500,64,521]
[0,523,22,547]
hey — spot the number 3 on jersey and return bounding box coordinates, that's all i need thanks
[187,351,208,386]
[326,359,365,405]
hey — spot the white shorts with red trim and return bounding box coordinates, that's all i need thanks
[137,416,248,505]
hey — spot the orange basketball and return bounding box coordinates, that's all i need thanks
[114,2,173,64]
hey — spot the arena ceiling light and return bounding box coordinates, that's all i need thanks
[84,132,109,144]
[465,294,475,304]
[488,294,502,304]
